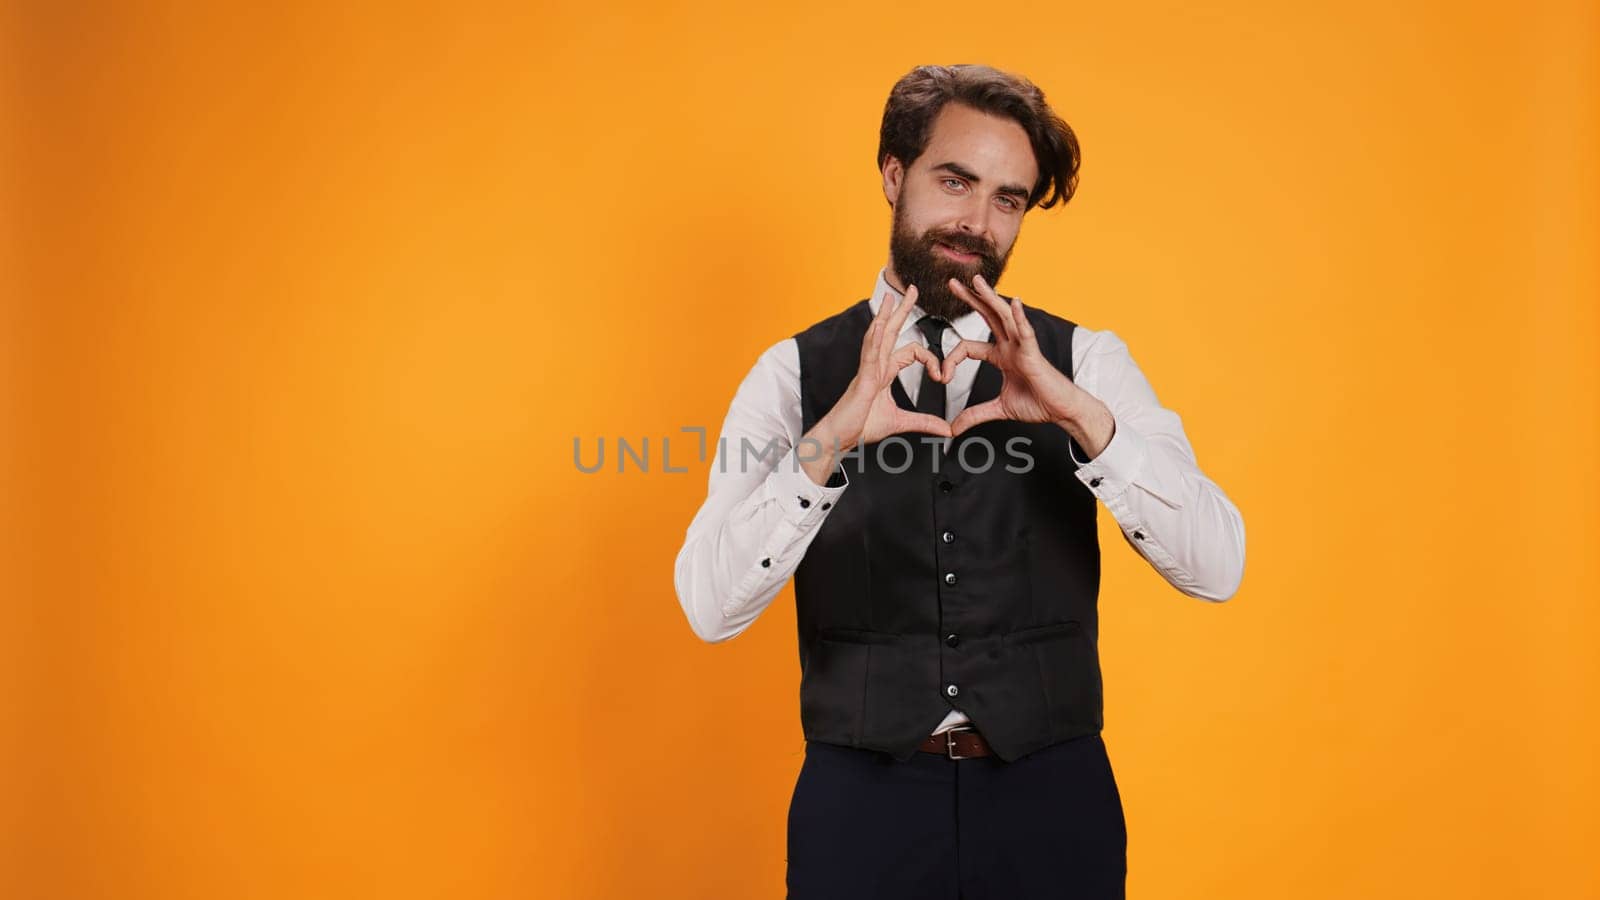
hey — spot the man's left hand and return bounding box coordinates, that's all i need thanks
[941,273,1116,458]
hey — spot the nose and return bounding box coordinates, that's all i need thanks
[953,194,992,242]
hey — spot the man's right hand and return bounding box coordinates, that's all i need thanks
[798,285,952,485]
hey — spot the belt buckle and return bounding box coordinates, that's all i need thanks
[944,725,975,760]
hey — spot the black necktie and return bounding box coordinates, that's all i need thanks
[915,315,950,418]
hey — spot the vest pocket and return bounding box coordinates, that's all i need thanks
[817,627,897,645]
[800,634,872,743]
[1008,621,1101,732]
[1004,620,1082,646]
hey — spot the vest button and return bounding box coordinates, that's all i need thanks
[945,684,960,697]
[944,572,958,586]
[1133,530,1145,540]
[939,480,954,493]
[761,557,771,568]
[941,530,954,544]
[1089,477,1103,488]
[945,633,960,647]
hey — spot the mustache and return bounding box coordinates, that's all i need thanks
[927,232,995,259]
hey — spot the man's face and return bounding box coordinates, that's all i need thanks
[885,102,1040,323]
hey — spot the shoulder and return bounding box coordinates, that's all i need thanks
[793,298,872,348]
[1009,298,1127,356]
[1012,300,1087,373]
[1016,302,1134,387]
[1065,322,1149,397]
[732,299,874,399]
[733,336,801,397]
[1069,321,1129,358]
[754,335,799,383]
[1016,300,1078,332]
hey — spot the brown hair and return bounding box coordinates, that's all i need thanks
[877,64,1081,210]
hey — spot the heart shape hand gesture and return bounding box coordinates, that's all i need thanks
[939,273,1087,437]
[847,284,952,447]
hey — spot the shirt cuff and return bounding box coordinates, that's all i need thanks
[1069,417,1186,509]
[1069,416,1147,501]
[767,444,849,525]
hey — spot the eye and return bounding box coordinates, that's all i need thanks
[942,177,966,192]
[998,197,1020,211]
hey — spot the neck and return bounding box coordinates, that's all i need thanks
[883,262,909,295]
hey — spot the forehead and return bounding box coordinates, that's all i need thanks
[916,102,1039,189]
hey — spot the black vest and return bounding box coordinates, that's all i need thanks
[792,298,1103,763]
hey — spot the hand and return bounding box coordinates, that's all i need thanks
[940,273,1088,437]
[821,285,952,451]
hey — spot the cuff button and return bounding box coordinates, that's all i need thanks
[1132,531,1145,540]
[821,502,831,510]
[798,497,811,509]
[1089,477,1103,488]
[761,557,772,567]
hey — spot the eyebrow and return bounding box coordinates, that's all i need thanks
[931,161,1032,202]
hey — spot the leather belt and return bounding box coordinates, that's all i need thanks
[917,725,993,759]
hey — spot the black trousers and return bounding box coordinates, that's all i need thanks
[786,732,1127,899]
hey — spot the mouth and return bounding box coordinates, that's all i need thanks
[935,241,981,263]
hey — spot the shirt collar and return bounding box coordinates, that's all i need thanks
[867,267,992,344]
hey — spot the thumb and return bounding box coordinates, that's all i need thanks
[897,411,953,437]
[950,399,1005,436]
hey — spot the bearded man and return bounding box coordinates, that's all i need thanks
[674,63,1247,900]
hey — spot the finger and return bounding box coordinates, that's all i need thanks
[940,338,992,381]
[976,274,1034,342]
[873,288,896,324]
[959,274,1019,342]
[893,410,953,437]
[896,337,940,376]
[889,342,945,382]
[946,277,1008,340]
[881,284,920,357]
[867,291,893,343]
[1002,290,1036,342]
[865,292,897,359]
[950,398,1006,436]
[940,275,1017,341]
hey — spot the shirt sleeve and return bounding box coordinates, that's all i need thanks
[1066,328,1247,601]
[673,338,850,642]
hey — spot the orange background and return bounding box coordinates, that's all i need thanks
[6,1,1598,898]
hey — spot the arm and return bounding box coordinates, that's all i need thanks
[1061,328,1247,602]
[936,273,1245,601]
[672,339,849,643]
[674,288,950,642]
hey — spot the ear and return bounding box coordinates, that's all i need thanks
[881,155,904,207]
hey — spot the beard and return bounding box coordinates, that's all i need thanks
[888,203,1014,322]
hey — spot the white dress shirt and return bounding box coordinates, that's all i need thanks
[674,268,1246,736]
